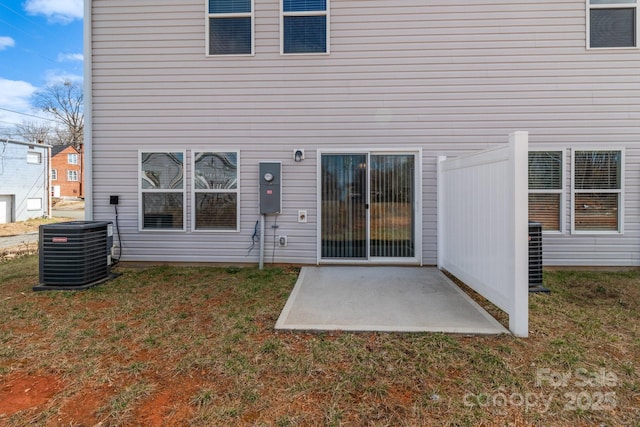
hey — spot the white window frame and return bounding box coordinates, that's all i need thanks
[280,0,330,55]
[139,150,187,232]
[315,147,423,265]
[206,0,255,56]
[51,169,57,180]
[68,153,78,165]
[27,198,42,211]
[191,150,240,232]
[571,147,624,234]
[587,0,639,49]
[528,149,565,234]
[67,170,79,181]
[27,151,42,164]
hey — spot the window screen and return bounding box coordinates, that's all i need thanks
[208,0,253,55]
[573,150,622,232]
[528,151,563,231]
[589,1,637,48]
[193,152,239,230]
[140,152,185,230]
[283,0,328,54]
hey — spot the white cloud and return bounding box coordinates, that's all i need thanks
[0,37,15,50]
[57,53,83,62]
[44,70,83,86]
[0,78,37,126]
[24,0,83,24]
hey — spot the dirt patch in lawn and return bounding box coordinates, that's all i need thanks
[0,373,63,416]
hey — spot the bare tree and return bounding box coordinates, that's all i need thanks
[14,121,53,144]
[32,80,84,148]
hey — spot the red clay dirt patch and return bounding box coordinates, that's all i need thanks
[133,378,199,426]
[55,384,112,426]
[0,373,63,416]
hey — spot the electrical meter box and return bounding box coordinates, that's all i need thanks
[259,162,281,214]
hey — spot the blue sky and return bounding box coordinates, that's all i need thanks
[0,0,83,135]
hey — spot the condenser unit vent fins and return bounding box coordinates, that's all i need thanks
[528,221,550,293]
[35,221,115,291]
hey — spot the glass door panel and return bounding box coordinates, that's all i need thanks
[321,154,367,258]
[370,154,415,258]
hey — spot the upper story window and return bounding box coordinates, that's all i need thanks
[207,0,254,55]
[572,149,623,233]
[27,151,42,164]
[52,169,58,180]
[68,153,78,165]
[282,0,329,54]
[588,0,638,48]
[67,170,79,181]
[528,151,564,232]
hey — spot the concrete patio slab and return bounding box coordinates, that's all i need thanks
[275,266,509,335]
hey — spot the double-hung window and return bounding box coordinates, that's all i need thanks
[67,170,79,181]
[282,0,329,54]
[193,151,239,231]
[572,149,623,232]
[68,153,78,165]
[208,0,254,55]
[528,151,564,232]
[588,0,638,48]
[140,151,186,230]
[52,169,57,180]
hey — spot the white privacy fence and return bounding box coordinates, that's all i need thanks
[437,132,529,337]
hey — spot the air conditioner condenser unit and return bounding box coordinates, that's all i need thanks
[34,221,118,291]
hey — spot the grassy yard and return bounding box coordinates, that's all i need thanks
[0,256,638,426]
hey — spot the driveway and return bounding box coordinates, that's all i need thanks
[1,200,84,251]
[52,209,85,220]
[52,199,85,220]
[0,232,38,249]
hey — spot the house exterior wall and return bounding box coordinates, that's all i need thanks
[0,140,49,222]
[51,146,84,198]
[88,0,640,266]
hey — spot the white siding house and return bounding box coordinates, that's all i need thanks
[0,139,50,223]
[86,0,640,267]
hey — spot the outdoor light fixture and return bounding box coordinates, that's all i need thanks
[294,149,305,162]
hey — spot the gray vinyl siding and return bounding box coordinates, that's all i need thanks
[89,0,640,266]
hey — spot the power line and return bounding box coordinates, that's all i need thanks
[0,107,62,123]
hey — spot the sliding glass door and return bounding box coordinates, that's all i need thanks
[321,153,416,261]
[321,154,368,258]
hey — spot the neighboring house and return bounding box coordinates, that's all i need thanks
[0,139,51,223]
[51,144,83,199]
[85,0,640,267]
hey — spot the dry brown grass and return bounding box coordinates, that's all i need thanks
[0,217,73,237]
[0,258,638,426]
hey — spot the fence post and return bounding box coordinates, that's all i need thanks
[437,156,447,270]
[509,131,529,337]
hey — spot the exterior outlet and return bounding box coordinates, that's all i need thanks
[298,210,307,223]
[278,235,288,246]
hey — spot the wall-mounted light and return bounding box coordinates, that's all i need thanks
[294,149,305,162]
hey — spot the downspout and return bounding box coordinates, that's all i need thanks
[83,0,93,220]
[47,144,51,218]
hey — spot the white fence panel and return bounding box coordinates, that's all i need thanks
[437,131,529,336]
